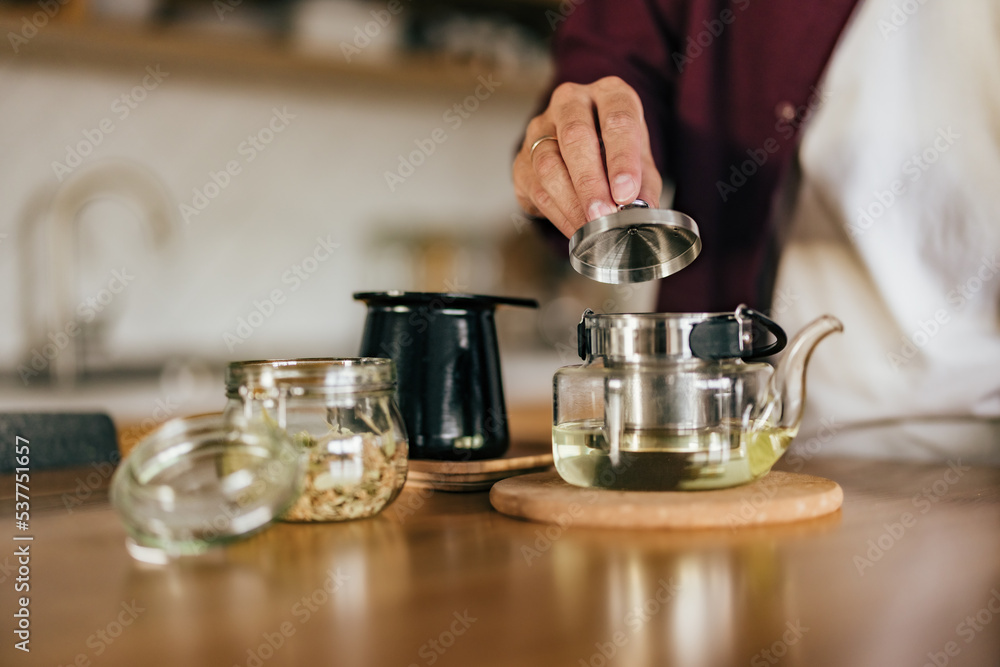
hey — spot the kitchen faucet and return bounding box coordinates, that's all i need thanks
[19,159,176,386]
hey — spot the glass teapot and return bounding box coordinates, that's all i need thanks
[553,306,842,491]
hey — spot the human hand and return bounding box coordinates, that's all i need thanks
[513,76,663,238]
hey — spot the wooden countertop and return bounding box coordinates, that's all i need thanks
[3,450,999,666]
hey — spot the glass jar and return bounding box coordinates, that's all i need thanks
[110,414,304,561]
[224,358,409,522]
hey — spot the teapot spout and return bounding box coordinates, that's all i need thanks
[768,315,843,432]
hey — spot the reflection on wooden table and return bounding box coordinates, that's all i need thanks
[1,447,999,666]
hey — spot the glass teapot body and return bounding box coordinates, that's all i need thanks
[553,309,798,491]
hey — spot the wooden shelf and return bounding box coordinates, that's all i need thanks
[0,13,552,95]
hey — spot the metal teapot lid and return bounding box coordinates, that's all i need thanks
[568,200,701,284]
[578,305,787,362]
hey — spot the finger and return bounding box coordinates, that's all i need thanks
[531,138,588,231]
[549,86,617,222]
[532,185,575,237]
[513,149,542,217]
[513,135,577,236]
[636,166,662,208]
[635,127,663,208]
[594,78,644,205]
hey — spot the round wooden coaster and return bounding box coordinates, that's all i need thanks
[489,470,843,529]
[406,445,554,492]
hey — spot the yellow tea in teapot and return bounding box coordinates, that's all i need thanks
[552,419,795,491]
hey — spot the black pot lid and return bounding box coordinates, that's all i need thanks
[353,291,538,310]
[568,201,701,284]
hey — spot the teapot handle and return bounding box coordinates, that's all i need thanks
[689,305,787,361]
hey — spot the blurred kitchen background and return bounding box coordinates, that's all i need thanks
[0,0,655,427]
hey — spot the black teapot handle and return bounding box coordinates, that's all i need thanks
[689,306,787,361]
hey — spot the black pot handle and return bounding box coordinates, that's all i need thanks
[577,309,595,360]
[689,306,787,361]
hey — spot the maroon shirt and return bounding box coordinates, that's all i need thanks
[545,0,859,312]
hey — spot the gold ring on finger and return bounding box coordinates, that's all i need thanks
[529,135,558,160]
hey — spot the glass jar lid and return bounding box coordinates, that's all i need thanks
[225,357,396,399]
[110,414,304,563]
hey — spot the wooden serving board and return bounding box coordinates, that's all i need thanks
[489,470,843,529]
[406,441,553,492]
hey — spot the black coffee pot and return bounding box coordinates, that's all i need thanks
[354,291,538,460]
